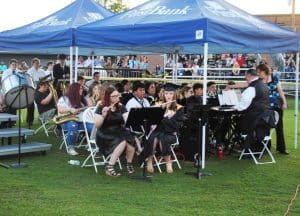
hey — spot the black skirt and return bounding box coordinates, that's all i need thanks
[96,125,135,156]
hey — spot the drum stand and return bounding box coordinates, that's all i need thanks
[9,76,28,168]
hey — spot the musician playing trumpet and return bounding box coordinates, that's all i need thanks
[57,83,93,156]
[146,83,184,174]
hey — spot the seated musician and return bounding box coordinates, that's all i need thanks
[126,81,150,111]
[145,81,158,106]
[57,83,93,156]
[146,83,184,174]
[34,81,56,122]
[207,81,219,106]
[177,85,193,106]
[186,83,203,114]
[234,69,270,149]
[94,86,136,177]
[86,82,104,107]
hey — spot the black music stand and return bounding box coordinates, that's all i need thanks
[126,107,165,182]
[185,105,212,180]
[8,72,30,168]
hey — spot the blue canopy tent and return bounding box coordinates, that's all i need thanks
[76,0,300,168]
[0,0,113,82]
[0,0,113,51]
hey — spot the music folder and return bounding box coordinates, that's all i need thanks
[125,107,165,129]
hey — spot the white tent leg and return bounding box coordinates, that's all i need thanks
[69,47,73,84]
[75,46,79,82]
[172,53,176,82]
[295,52,299,149]
[92,54,95,77]
[202,43,208,169]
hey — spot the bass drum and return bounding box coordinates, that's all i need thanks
[1,73,35,109]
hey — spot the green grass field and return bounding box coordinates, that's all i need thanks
[0,99,299,216]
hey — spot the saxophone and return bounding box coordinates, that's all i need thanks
[53,106,87,125]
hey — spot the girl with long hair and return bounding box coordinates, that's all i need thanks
[57,83,93,156]
[94,86,135,177]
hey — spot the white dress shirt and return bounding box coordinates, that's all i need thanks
[27,67,46,84]
[126,96,150,112]
[234,77,258,111]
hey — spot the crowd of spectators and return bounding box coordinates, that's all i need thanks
[165,54,257,77]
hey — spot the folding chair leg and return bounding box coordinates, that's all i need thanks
[171,147,181,169]
[153,155,162,173]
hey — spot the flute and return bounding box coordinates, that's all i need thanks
[153,100,176,108]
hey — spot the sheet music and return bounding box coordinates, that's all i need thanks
[220,90,240,106]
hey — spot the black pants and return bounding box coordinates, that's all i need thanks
[273,108,286,152]
[27,103,34,126]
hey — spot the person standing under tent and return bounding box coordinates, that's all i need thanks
[256,64,289,155]
[53,54,70,98]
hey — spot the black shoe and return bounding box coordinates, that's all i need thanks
[278,151,289,155]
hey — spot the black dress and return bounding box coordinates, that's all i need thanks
[95,105,135,156]
[148,107,184,156]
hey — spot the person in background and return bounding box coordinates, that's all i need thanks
[45,61,54,79]
[53,54,70,97]
[145,81,157,106]
[27,58,46,127]
[94,86,136,177]
[120,79,132,105]
[0,61,7,75]
[86,82,104,107]
[177,85,193,106]
[77,76,88,97]
[186,83,203,113]
[2,59,19,80]
[27,58,46,86]
[256,64,288,154]
[85,72,100,88]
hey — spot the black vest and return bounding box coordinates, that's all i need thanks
[246,78,270,118]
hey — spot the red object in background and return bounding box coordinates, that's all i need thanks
[217,146,224,160]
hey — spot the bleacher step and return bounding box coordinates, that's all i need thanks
[0,128,34,138]
[0,142,52,156]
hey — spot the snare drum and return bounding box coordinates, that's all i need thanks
[1,73,34,108]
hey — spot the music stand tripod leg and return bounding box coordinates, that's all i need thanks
[129,119,152,182]
[10,82,27,168]
[185,118,212,180]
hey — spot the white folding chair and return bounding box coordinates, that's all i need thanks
[34,102,56,137]
[239,129,276,164]
[81,107,122,173]
[141,133,182,173]
[154,134,182,173]
[239,111,279,165]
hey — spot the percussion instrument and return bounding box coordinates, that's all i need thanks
[1,73,34,109]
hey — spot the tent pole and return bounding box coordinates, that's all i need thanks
[69,46,73,84]
[92,54,95,77]
[172,53,176,82]
[75,46,79,82]
[294,52,299,149]
[202,43,208,169]
[175,51,178,83]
